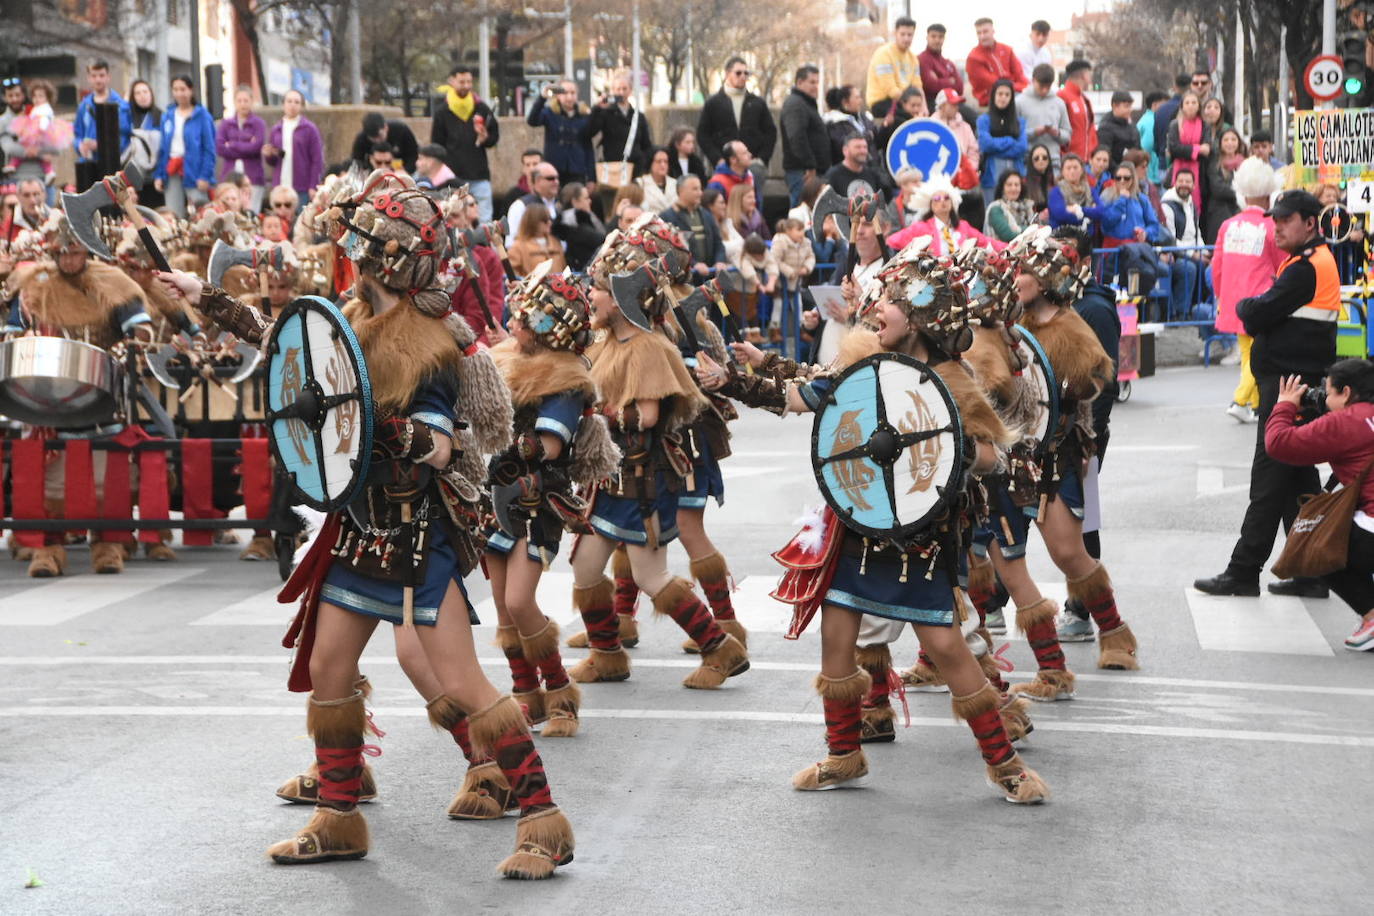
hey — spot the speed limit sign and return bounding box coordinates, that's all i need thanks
[1305,54,1345,102]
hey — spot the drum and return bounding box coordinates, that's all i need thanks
[0,336,126,428]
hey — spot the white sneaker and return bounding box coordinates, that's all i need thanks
[1242,406,1258,423]
[1226,402,1250,423]
[1219,349,1241,366]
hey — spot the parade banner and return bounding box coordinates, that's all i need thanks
[1292,108,1374,185]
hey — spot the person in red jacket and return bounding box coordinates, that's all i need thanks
[965,18,1027,106]
[918,23,963,111]
[445,186,507,346]
[1059,60,1098,160]
[1267,361,1374,651]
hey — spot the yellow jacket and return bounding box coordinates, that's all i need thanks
[866,43,922,108]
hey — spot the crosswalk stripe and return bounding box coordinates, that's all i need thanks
[1185,587,1334,656]
[0,566,206,626]
[189,586,295,626]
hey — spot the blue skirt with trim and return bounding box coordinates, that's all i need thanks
[678,438,725,510]
[590,474,680,546]
[322,523,474,626]
[822,537,960,627]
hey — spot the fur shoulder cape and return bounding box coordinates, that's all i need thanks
[14,259,146,331]
[488,337,597,408]
[1022,306,1114,402]
[342,298,513,453]
[833,329,1011,445]
[588,327,707,429]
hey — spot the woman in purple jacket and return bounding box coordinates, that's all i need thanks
[263,90,324,207]
[217,85,267,212]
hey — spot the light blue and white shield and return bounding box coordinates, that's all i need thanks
[811,353,964,542]
[266,296,374,512]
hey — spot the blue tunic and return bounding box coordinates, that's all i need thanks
[589,474,680,546]
[321,378,472,626]
[678,432,725,510]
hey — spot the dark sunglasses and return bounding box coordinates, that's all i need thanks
[732,69,751,77]
[1115,174,1133,182]
[1192,79,1209,86]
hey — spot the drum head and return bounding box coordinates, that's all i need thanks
[0,337,124,428]
[265,296,374,512]
[1014,326,1059,455]
[811,353,964,542]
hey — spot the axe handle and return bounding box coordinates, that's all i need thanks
[467,266,498,330]
[673,305,702,353]
[120,199,204,330]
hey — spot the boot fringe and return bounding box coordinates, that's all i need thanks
[91,540,124,574]
[540,683,582,738]
[683,633,749,689]
[814,667,872,703]
[854,643,892,670]
[519,618,561,661]
[998,694,1034,742]
[425,693,465,732]
[987,754,1051,804]
[568,647,631,683]
[573,578,615,613]
[718,617,748,649]
[611,544,633,580]
[26,545,67,577]
[447,761,514,820]
[267,806,369,864]
[901,659,948,691]
[1015,597,1058,634]
[950,681,1000,722]
[688,550,730,584]
[565,630,589,649]
[1066,561,1112,602]
[967,556,996,598]
[1098,623,1140,670]
[497,807,575,879]
[649,576,695,619]
[307,691,366,745]
[467,696,530,759]
[617,614,640,646]
[514,688,547,725]
[495,624,521,651]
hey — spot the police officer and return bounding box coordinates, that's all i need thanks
[1195,190,1339,597]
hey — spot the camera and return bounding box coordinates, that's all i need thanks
[1301,382,1327,414]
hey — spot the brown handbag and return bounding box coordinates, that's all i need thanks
[1271,454,1374,579]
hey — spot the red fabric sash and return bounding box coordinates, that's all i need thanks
[137,446,169,545]
[64,439,98,533]
[9,439,44,549]
[771,507,845,640]
[279,513,342,693]
[240,438,272,522]
[180,439,215,546]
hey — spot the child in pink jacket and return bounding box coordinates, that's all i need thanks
[1212,158,1285,421]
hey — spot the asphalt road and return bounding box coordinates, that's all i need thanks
[2,365,1370,915]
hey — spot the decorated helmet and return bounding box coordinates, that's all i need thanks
[322,170,451,317]
[871,234,975,357]
[953,239,1018,325]
[1006,224,1091,306]
[587,212,691,290]
[507,260,593,352]
[40,211,85,256]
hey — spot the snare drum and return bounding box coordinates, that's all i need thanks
[0,336,127,428]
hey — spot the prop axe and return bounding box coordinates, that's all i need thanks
[812,185,850,246]
[611,259,703,353]
[444,231,498,330]
[208,240,286,289]
[459,218,515,281]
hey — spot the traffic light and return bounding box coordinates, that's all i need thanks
[1340,24,1366,101]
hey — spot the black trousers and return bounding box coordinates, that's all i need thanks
[1323,524,1374,617]
[1226,373,1323,579]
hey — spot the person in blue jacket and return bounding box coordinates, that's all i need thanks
[152,75,216,217]
[527,80,595,185]
[1098,159,1165,294]
[975,79,1026,207]
[73,60,130,164]
[1047,154,1107,232]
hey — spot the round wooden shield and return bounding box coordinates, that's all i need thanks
[1014,325,1059,456]
[265,296,374,512]
[811,353,964,542]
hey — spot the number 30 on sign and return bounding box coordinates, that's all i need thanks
[1305,55,1345,102]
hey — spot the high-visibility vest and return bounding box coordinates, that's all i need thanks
[1278,242,1340,323]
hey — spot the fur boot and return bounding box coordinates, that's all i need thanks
[690,551,744,640]
[793,668,872,790]
[1098,623,1140,671]
[519,618,580,737]
[267,691,371,863]
[612,545,641,647]
[468,696,574,879]
[8,533,33,561]
[276,762,378,805]
[986,753,1051,804]
[998,693,1034,742]
[497,625,546,724]
[1009,598,1077,699]
[860,705,897,744]
[568,579,631,683]
[239,535,276,561]
[856,644,897,744]
[1010,668,1077,702]
[427,694,517,820]
[901,653,948,692]
[651,577,749,687]
[144,540,177,561]
[91,540,124,574]
[26,544,66,578]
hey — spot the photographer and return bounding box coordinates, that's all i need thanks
[1194,190,1339,598]
[1268,363,1374,650]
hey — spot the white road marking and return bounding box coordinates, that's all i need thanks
[1109,445,1199,452]
[189,586,295,626]
[1185,587,1334,656]
[1195,464,1250,498]
[3,653,1373,698]
[0,566,205,626]
[2,704,1370,748]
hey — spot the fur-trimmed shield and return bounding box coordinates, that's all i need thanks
[811,353,964,543]
[265,295,374,511]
